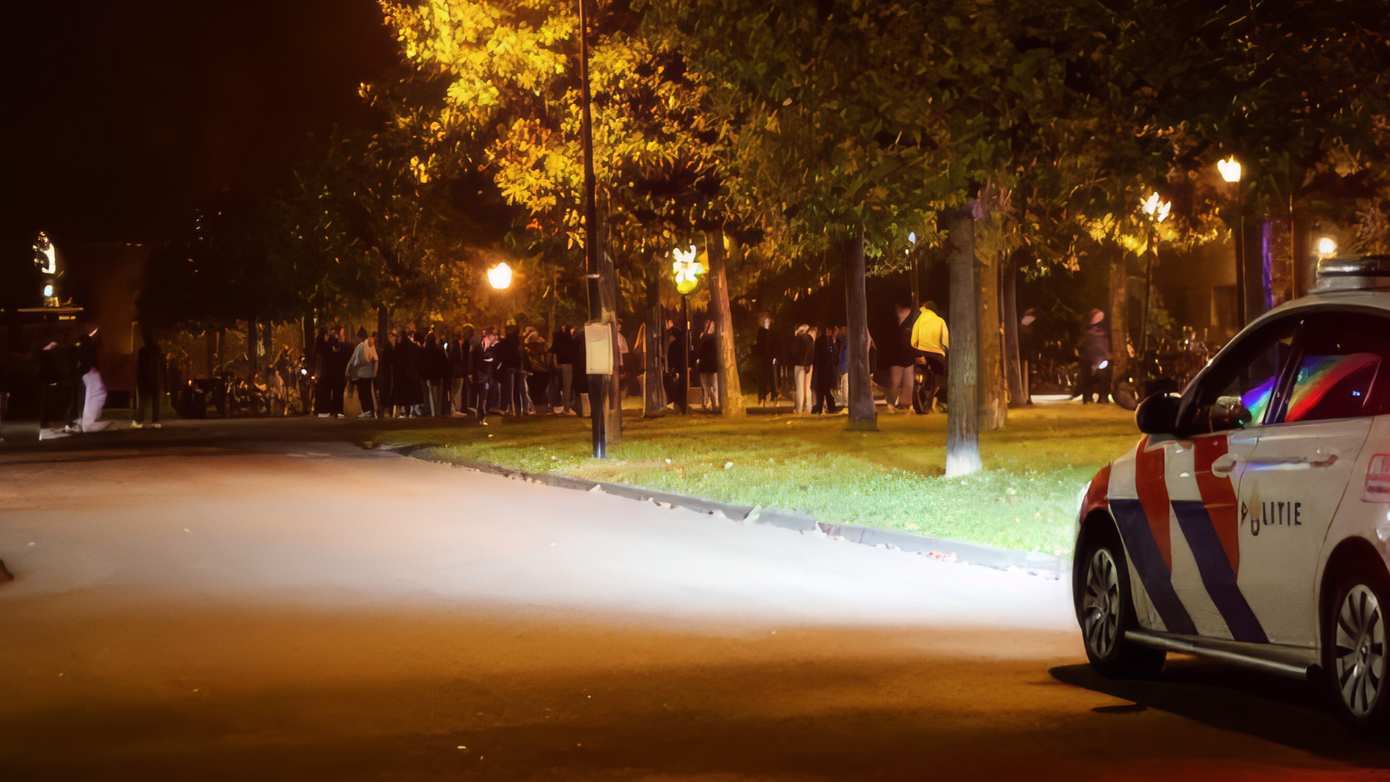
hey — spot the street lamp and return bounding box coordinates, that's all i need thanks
[671,244,704,414]
[486,261,513,290]
[1316,235,1339,260]
[1216,156,1247,327]
[1139,191,1171,355]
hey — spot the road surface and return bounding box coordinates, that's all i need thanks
[1,420,1388,780]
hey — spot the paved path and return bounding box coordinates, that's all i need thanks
[1,422,1388,780]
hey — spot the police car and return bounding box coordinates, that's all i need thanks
[1074,255,1390,728]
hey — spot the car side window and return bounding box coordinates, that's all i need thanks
[1185,319,1299,434]
[1274,313,1390,424]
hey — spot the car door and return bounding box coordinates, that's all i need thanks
[1236,311,1387,647]
[1145,316,1301,642]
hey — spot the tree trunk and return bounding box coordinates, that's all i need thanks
[976,220,1005,431]
[706,230,745,416]
[1243,218,1275,322]
[946,206,981,477]
[1107,255,1129,377]
[1002,249,1025,407]
[643,269,666,417]
[262,319,273,366]
[377,303,389,343]
[839,229,877,431]
[205,329,218,377]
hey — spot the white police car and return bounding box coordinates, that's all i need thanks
[1074,255,1390,728]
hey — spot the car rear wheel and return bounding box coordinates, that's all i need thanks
[1078,535,1165,677]
[1324,571,1390,729]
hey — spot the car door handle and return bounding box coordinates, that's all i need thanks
[1309,451,1340,468]
[1211,453,1240,477]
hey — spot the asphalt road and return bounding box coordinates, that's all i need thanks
[2,420,1390,780]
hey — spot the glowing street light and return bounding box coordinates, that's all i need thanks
[1217,156,1243,184]
[671,245,704,295]
[1316,236,1339,259]
[1138,191,1171,354]
[486,261,513,290]
[671,244,704,414]
[1140,191,1171,223]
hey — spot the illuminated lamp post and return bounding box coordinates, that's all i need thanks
[1139,191,1171,355]
[1315,235,1339,261]
[1217,156,1245,326]
[577,0,606,458]
[672,244,705,415]
[486,261,513,290]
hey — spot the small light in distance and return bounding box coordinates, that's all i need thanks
[1316,236,1338,259]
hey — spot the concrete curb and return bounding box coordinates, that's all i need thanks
[374,441,1066,579]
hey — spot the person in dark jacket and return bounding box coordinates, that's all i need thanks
[474,328,501,423]
[1077,308,1112,404]
[696,320,719,412]
[665,319,688,412]
[887,301,918,413]
[377,331,398,417]
[753,313,780,405]
[445,328,468,415]
[132,329,164,429]
[315,327,349,417]
[420,331,447,416]
[498,322,526,416]
[397,329,424,416]
[37,336,75,439]
[810,324,840,414]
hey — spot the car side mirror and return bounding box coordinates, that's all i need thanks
[1136,393,1182,435]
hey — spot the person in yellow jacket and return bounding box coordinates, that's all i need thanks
[910,301,949,413]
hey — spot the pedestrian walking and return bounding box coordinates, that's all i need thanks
[1078,309,1112,404]
[552,326,578,415]
[37,337,74,440]
[791,324,814,415]
[347,328,379,418]
[76,327,108,432]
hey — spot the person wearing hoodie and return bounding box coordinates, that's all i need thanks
[131,328,164,429]
[1077,308,1112,404]
[910,300,949,414]
[346,328,379,418]
[791,324,815,415]
[696,319,719,412]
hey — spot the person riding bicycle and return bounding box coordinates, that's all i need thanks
[910,300,949,414]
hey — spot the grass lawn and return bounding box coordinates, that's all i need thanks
[364,403,1140,556]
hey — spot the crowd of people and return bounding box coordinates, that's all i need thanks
[749,300,951,416]
[17,297,1154,445]
[306,321,604,424]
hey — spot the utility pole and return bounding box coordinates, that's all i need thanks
[577,0,606,458]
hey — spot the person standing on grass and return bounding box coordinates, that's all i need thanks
[886,301,917,414]
[910,300,949,414]
[346,328,379,419]
[696,319,719,412]
[791,324,815,415]
[834,324,849,408]
[474,328,500,424]
[132,328,164,429]
[753,313,779,405]
[811,324,840,415]
[378,331,398,418]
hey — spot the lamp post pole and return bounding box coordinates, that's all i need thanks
[577,0,605,458]
[681,294,691,415]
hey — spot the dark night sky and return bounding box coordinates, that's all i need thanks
[2,0,396,243]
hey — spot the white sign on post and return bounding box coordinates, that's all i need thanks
[584,321,613,375]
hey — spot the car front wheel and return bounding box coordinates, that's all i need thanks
[1078,535,1165,677]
